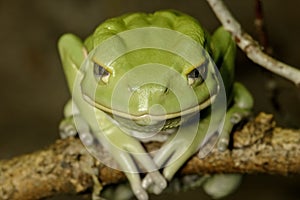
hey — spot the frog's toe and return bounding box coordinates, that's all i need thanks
[152,171,167,190]
[141,174,152,189]
[79,130,94,146]
[143,171,167,195]
[217,138,229,152]
[230,113,243,124]
[59,119,77,139]
[132,185,149,200]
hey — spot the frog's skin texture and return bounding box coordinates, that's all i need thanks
[58,10,253,200]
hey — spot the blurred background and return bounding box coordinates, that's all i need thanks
[0,0,299,199]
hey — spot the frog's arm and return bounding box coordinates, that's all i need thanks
[199,27,253,199]
[58,34,86,90]
[210,27,254,151]
[58,34,86,138]
[217,82,253,151]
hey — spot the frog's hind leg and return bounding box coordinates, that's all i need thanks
[203,174,242,199]
[217,82,253,151]
[142,119,208,190]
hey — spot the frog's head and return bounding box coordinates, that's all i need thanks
[79,11,220,132]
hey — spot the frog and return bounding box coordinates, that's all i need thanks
[58,10,253,200]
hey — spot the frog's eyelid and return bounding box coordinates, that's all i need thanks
[186,59,209,86]
[186,59,209,77]
[185,58,208,75]
[91,58,113,74]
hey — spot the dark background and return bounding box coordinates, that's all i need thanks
[0,0,299,199]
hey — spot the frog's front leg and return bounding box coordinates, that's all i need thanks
[92,115,167,200]
[216,82,253,151]
[59,100,97,148]
[142,117,210,191]
[59,101,105,200]
[60,104,167,200]
[143,83,253,196]
[59,100,76,138]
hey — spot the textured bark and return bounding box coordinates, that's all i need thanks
[0,113,299,200]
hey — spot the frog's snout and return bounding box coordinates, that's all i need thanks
[129,83,170,114]
[128,83,169,95]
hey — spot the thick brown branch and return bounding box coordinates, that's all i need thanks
[0,113,299,200]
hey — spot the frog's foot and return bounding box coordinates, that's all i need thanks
[217,82,253,151]
[142,171,167,195]
[127,156,167,199]
[121,159,166,200]
[203,174,242,199]
[142,145,201,195]
[59,117,77,139]
[59,115,95,148]
[143,127,200,191]
[105,142,167,200]
[217,107,248,151]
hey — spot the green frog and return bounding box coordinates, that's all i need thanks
[58,10,253,200]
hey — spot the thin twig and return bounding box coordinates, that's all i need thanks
[254,0,272,54]
[206,0,300,86]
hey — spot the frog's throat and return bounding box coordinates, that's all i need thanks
[82,93,217,121]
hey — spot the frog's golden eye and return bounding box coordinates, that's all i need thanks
[187,59,208,85]
[93,62,110,84]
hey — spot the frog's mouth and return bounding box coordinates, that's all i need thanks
[82,89,217,123]
[83,93,216,134]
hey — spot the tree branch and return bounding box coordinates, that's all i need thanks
[0,113,299,200]
[206,0,300,86]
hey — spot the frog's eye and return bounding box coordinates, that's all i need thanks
[93,62,110,84]
[187,60,208,85]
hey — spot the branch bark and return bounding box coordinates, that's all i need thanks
[0,113,299,200]
[206,0,300,86]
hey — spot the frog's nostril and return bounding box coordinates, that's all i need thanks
[164,87,169,94]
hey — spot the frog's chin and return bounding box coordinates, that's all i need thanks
[82,92,217,122]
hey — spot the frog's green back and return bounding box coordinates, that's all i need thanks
[84,10,210,52]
